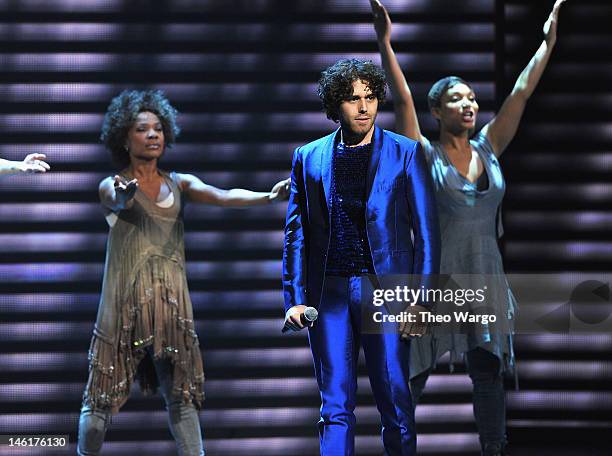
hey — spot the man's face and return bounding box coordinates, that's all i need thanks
[337,79,378,141]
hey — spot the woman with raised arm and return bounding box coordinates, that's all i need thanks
[370,0,566,454]
[77,90,289,456]
[0,154,50,175]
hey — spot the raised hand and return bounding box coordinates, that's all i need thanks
[369,0,392,43]
[113,175,138,206]
[543,0,567,46]
[20,153,50,173]
[269,177,291,202]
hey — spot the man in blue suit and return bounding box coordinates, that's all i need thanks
[282,58,440,455]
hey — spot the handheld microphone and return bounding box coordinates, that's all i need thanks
[282,306,319,333]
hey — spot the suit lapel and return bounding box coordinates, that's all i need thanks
[366,125,383,200]
[321,127,340,206]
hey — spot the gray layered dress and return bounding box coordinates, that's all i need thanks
[410,132,516,378]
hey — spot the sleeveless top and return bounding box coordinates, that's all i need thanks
[410,132,516,377]
[82,171,204,413]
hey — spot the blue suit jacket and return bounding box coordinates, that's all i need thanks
[282,125,440,312]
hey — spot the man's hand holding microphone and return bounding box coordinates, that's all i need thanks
[282,305,319,333]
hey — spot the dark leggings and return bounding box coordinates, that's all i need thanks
[410,348,506,455]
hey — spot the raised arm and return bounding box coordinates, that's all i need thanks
[482,0,567,156]
[0,153,50,176]
[177,173,290,207]
[370,0,424,142]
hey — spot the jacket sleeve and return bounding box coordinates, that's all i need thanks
[405,141,441,303]
[282,147,308,312]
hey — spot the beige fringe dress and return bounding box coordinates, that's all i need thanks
[82,171,204,414]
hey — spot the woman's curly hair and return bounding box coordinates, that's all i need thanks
[100,90,180,168]
[318,59,387,122]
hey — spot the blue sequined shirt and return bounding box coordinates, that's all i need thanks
[326,141,375,275]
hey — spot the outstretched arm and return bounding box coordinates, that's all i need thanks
[482,0,567,156]
[370,0,424,142]
[0,154,50,176]
[177,173,290,207]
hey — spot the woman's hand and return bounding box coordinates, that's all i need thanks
[543,0,567,47]
[269,177,291,202]
[19,153,50,173]
[370,0,392,43]
[399,304,430,341]
[113,175,138,207]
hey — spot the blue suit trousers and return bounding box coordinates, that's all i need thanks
[308,275,416,456]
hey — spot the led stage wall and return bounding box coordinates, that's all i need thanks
[0,1,611,455]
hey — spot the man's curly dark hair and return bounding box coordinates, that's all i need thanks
[317,59,387,123]
[100,90,180,168]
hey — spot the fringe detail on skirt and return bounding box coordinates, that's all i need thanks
[82,256,204,414]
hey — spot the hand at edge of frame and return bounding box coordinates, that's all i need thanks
[20,153,50,173]
[269,177,291,203]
